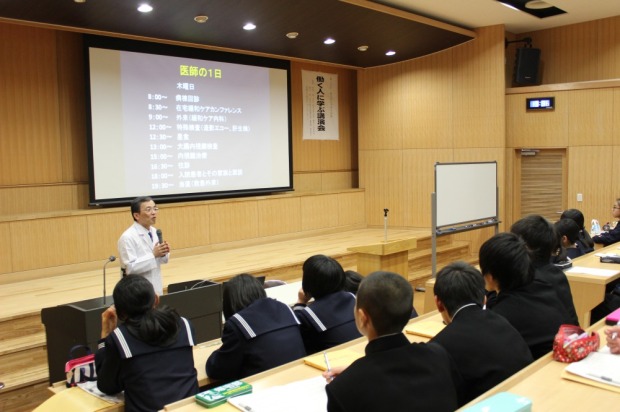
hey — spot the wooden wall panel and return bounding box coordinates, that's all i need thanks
[56,31,88,183]
[337,191,366,227]
[293,173,323,192]
[522,16,620,84]
[568,89,614,146]
[301,194,339,231]
[598,16,620,80]
[359,150,404,226]
[452,25,505,148]
[566,146,614,226]
[0,223,12,274]
[258,197,301,237]
[160,204,211,250]
[290,61,358,174]
[10,216,89,271]
[402,149,453,227]
[357,64,404,151]
[85,210,129,261]
[208,201,259,244]
[0,184,85,216]
[614,89,620,144]
[506,91,569,148]
[0,24,62,185]
[321,171,358,191]
[399,51,453,149]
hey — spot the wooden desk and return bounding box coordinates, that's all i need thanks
[565,243,620,326]
[163,311,442,411]
[459,319,617,411]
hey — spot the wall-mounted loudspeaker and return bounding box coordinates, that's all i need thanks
[513,48,540,85]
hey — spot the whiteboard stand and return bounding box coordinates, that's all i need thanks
[430,161,500,278]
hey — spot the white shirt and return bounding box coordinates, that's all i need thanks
[117,221,169,294]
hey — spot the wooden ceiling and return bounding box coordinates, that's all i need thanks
[0,0,475,68]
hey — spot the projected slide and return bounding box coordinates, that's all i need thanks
[87,39,291,205]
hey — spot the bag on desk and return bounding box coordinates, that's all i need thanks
[552,324,600,363]
[65,345,97,388]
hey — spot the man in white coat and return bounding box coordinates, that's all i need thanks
[117,196,170,294]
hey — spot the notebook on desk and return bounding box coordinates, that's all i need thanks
[405,319,445,338]
[303,349,362,371]
[562,351,620,393]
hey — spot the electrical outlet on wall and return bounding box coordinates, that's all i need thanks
[577,193,583,202]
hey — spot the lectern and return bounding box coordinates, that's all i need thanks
[348,237,417,277]
[41,280,222,384]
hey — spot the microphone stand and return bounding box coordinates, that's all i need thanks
[383,208,389,242]
[103,256,116,305]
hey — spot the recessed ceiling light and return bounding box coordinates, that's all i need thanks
[194,15,208,23]
[243,23,256,30]
[286,32,299,39]
[137,3,153,13]
[357,45,369,52]
[74,0,86,3]
[324,38,336,45]
[525,0,553,9]
[385,50,396,56]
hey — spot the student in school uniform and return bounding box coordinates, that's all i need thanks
[592,198,620,246]
[554,218,586,260]
[323,271,460,412]
[479,232,572,359]
[206,274,306,381]
[293,255,362,354]
[431,261,533,405]
[95,275,198,412]
[560,208,595,253]
[510,214,579,325]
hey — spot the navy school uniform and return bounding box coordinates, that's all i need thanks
[326,334,460,412]
[206,297,306,381]
[294,291,362,354]
[95,317,198,412]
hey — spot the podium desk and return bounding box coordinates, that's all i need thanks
[163,311,441,411]
[348,237,417,277]
[565,244,620,327]
[458,319,617,411]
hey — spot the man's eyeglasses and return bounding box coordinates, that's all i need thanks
[143,207,159,213]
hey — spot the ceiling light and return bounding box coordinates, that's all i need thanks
[286,32,299,39]
[74,0,86,3]
[194,15,208,23]
[385,50,396,56]
[498,1,519,11]
[137,4,153,13]
[525,0,553,9]
[357,45,369,52]
[243,23,256,30]
[324,38,336,45]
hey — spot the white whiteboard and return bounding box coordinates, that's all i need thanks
[435,162,497,227]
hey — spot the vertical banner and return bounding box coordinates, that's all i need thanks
[302,70,339,140]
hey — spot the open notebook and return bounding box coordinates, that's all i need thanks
[228,376,327,412]
[562,351,620,393]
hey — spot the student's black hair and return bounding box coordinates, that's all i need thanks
[479,232,534,291]
[343,270,363,294]
[554,218,580,244]
[560,208,595,249]
[510,214,556,265]
[130,196,153,221]
[222,274,266,320]
[356,271,412,336]
[301,254,346,299]
[113,275,179,346]
[433,261,485,316]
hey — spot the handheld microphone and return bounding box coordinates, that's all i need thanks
[103,256,116,305]
[156,229,163,244]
